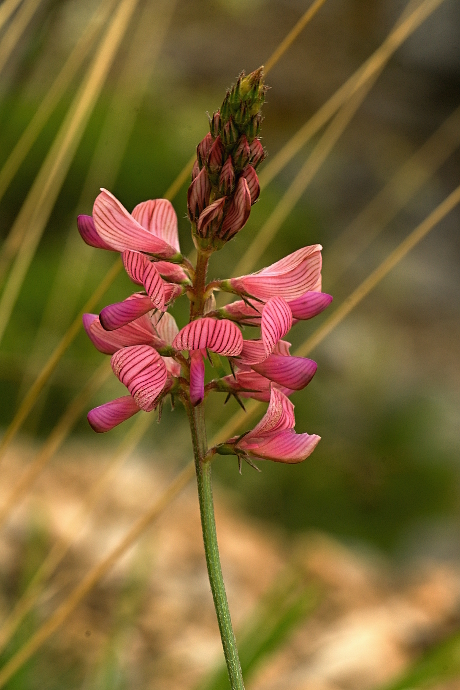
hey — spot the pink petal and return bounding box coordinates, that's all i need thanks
[164,283,183,305]
[197,132,214,166]
[155,261,190,284]
[240,165,260,204]
[84,313,156,354]
[164,357,181,378]
[261,297,293,356]
[237,339,267,365]
[190,350,205,406]
[220,177,251,240]
[87,396,140,433]
[173,318,243,356]
[252,355,317,390]
[273,339,292,356]
[77,215,113,250]
[196,197,226,238]
[230,245,322,300]
[111,345,167,411]
[93,189,179,258]
[247,388,295,438]
[187,167,211,222]
[242,429,321,463]
[151,311,179,346]
[288,292,333,320]
[100,293,153,331]
[122,250,165,310]
[223,299,262,325]
[131,198,180,252]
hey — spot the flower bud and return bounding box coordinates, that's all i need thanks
[207,135,224,175]
[197,132,213,168]
[187,167,211,222]
[196,197,226,238]
[221,118,239,148]
[249,138,265,168]
[219,177,251,240]
[209,110,220,138]
[234,135,250,169]
[219,156,235,196]
[220,92,231,121]
[191,159,200,181]
[246,113,262,142]
[241,165,260,205]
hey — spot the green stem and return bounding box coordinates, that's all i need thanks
[187,402,245,690]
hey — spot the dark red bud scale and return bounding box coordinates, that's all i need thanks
[207,136,224,175]
[219,156,235,196]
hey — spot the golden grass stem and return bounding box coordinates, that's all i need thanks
[325,104,460,284]
[0,0,140,346]
[0,258,122,465]
[0,411,153,655]
[264,0,328,75]
[0,361,111,530]
[0,0,118,211]
[164,153,197,202]
[258,0,446,192]
[0,0,23,34]
[0,0,42,77]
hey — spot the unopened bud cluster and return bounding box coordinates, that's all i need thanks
[187,67,267,251]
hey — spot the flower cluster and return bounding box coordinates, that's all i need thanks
[78,68,332,467]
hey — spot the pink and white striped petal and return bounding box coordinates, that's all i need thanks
[230,245,322,301]
[261,297,293,356]
[99,293,153,331]
[252,355,317,390]
[220,177,251,240]
[77,215,112,250]
[87,396,140,433]
[248,389,295,437]
[130,198,180,252]
[111,345,167,411]
[190,350,205,406]
[241,429,321,464]
[240,165,260,205]
[122,250,165,310]
[93,190,179,258]
[83,312,156,354]
[173,318,243,356]
[221,370,294,402]
[288,292,333,320]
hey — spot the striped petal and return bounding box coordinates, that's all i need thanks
[252,355,317,390]
[242,429,321,464]
[240,165,260,205]
[173,318,243,356]
[122,250,165,310]
[131,198,180,252]
[221,371,294,402]
[77,215,112,250]
[248,389,295,437]
[237,339,267,365]
[87,396,140,433]
[190,350,205,406]
[93,189,179,258]
[261,297,293,356]
[220,177,251,240]
[99,293,153,331]
[111,345,167,411]
[150,311,179,346]
[230,245,322,300]
[222,299,262,325]
[288,292,333,320]
[83,312,157,354]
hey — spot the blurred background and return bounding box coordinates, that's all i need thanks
[0,0,460,688]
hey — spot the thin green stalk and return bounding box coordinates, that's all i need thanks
[188,402,245,690]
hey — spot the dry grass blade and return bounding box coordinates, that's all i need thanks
[0,258,122,465]
[0,411,153,656]
[0,0,118,213]
[264,0,328,75]
[164,152,197,202]
[259,0,446,191]
[0,0,140,346]
[0,0,23,34]
[0,0,42,77]
[0,361,111,530]
[325,103,460,284]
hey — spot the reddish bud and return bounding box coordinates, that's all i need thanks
[221,118,239,147]
[209,111,220,138]
[241,165,260,205]
[207,136,224,175]
[234,135,250,169]
[187,167,211,222]
[196,197,226,238]
[219,177,251,240]
[249,138,265,168]
[219,156,235,196]
[197,132,213,168]
[191,160,200,181]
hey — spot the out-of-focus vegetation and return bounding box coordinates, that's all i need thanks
[1,0,460,687]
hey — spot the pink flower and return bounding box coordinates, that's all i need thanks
[220,290,333,326]
[217,388,320,464]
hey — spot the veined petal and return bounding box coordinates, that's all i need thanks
[196,197,226,238]
[220,177,251,240]
[288,292,333,320]
[77,215,112,250]
[150,311,179,346]
[242,429,321,463]
[155,261,190,284]
[240,165,260,205]
[190,350,205,406]
[222,299,262,325]
[87,396,140,433]
[100,293,153,331]
[111,345,167,411]
[273,339,292,356]
[173,318,242,356]
[252,355,317,390]
[247,388,295,437]
[237,339,267,365]
[131,198,180,252]
[187,167,211,222]
[83,312,157,353]
[93,189,179,258]
[122,250,165,310]
[261,297,293,355]
[221,370,294,402]
[230,245,322,300]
